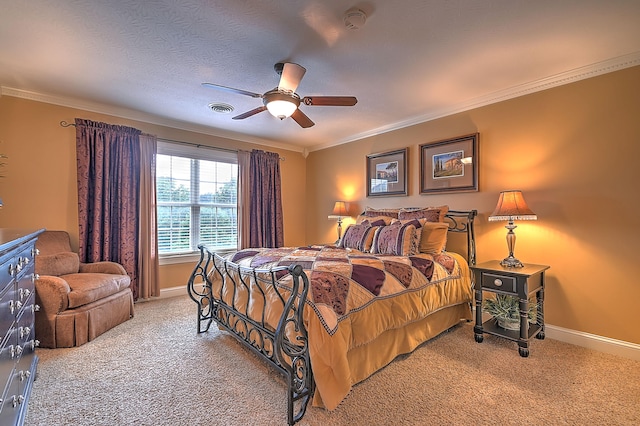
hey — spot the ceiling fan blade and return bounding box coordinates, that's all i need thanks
[290,109,315,128]
[202,83,263,98]
[232,106,267,120]
[278,62,306,93]
[302,96,358,106]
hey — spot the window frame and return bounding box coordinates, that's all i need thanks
[156,140,238,264]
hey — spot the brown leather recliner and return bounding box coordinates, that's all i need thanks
[34,230,134,348]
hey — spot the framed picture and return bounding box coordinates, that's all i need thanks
[366,148,408,197]
[420,133,479,194]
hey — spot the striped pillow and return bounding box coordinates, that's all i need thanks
[339,222,378,252]
[371,222,418,256]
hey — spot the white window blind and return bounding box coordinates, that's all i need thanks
[156,141,238,255]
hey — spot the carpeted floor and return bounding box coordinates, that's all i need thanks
[26,296,639,425]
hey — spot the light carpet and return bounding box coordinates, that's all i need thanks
[26,296,640,425]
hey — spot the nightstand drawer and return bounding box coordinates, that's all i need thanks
[481,273,516,293]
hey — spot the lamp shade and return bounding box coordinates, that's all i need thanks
[488,190,537,221]
[331,201,349,217]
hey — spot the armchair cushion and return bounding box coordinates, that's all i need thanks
[79,261,127,275]
[63,272,131,309]
[37,252,80,276]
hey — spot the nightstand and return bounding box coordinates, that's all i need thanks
[471,260,550,357]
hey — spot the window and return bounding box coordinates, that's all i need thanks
[156,141,238,257]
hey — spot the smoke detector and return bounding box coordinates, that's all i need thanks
[343,8,367,30]
[208,103,234,114]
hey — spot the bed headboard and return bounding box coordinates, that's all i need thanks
[443,210,477,266]
[358,208,478,266]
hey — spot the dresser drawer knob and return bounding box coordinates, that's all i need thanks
[493,278,503,287]
[20,288,32,300]
[9,300,23,315]
[19,370,31,381]
[12,395,25,407]
[20,326,31,339]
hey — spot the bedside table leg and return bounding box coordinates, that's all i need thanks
[518,297,530,357]
[535,275,546,340]
[474,287,484,343]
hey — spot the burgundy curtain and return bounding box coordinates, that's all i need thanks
[249,150,284,247]
[75,118,141,299]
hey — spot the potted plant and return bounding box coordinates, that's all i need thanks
[482,294,538,330]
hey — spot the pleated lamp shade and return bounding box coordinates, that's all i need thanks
[489,190,537,221]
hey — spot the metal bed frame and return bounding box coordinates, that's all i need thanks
[187,209,477,425]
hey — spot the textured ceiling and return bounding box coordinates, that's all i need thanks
[2,1,640,153]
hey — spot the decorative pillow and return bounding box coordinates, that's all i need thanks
[35,252,80,276]
[363,207,400,219]
[356,215,393,226]
[418,221,450,254]
[371,222,418,256]
[398,205,449,222]
[391,218,426,255]
[339,223,378,252]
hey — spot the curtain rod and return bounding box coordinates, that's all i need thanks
[60,121,284,160]
[158,137,285,161]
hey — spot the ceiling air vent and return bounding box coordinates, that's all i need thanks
[208,103,234,114]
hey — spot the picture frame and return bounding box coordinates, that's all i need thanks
[366,148,408,197]
[420,133,479,194]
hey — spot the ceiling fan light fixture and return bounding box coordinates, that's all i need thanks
[266,100,297,119]
[264,90,300,119]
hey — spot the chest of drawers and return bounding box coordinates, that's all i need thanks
[0,229,44,426]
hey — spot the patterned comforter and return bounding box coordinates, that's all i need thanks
[218,244,473,410]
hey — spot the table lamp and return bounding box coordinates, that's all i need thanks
[329,201,349,243]
[488,190,537,268]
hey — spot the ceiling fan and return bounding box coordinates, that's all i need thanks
[202,62,357,128]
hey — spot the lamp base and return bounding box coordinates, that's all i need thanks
[500,255,524,268]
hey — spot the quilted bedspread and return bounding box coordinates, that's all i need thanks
[220,245,473,410]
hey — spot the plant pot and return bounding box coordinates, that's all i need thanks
[497,318,520,330]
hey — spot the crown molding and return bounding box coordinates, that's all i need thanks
[3,52,639,155]
[0,86,305,154]
[308,51,640,152]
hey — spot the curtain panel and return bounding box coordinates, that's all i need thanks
[237,150,251,250]
[249,150,284,248]
[138,133,160,299]
[75,118,142,299]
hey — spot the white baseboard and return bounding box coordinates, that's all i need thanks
[545,324,640,361]
[158,285,189,299]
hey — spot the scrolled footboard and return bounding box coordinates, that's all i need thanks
[187,245,314,425]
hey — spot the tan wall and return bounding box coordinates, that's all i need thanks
[0,97,307,290]
[306,66,640,344]
[2,66,638,344]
